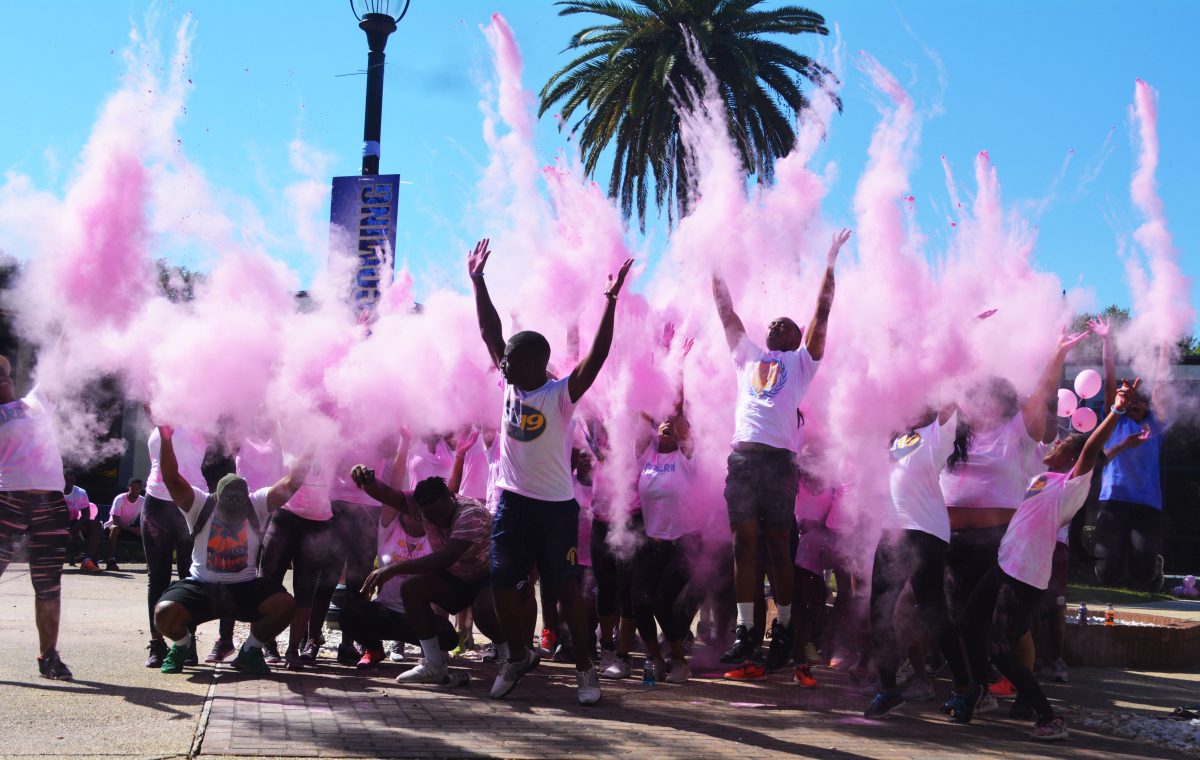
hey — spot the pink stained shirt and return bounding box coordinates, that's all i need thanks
[998,471,1092,590]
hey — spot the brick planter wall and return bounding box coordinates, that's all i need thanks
[1065,611,1200,670]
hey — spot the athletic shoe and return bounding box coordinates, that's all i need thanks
[231,645,271,677]
[161,642,192,674]
[864,690,905,718]
[284,649,304,671]
[682,630,695,655]
[489,649,540,699]
[80,558,100,572]
[896,658,916,682]
[1049,658,1069,683]
[205,638,235,664]
[357,646,386,669]
[989,675,1016,697]
[804,642,823,666]
[576,666,602,705]
[601,653,631,679]
[105,559,120,571]
[38,650,73,681]
[598,642,618,673]
[1032,715,1068,741]
[765,619,793,671]
[719,624,757,664]
[947,682,984,724]
[724,660,767,680]
[900,677,936,702]
[396,659,449,684]
[793,665,818,688]
[337,641,361,666]
[450,631,476,658]
[643,656,667,683]
[481,642,498,663]
[388,641,405,662]
[299,638,321,662]
[1009,699,1035,721]
[145,639,168,668]
[262,641,282,665]
[828,654,852,671]
[184,638,199,666]
[924,653,945,677]
[976,691,999,714]
[539,627,558,656]
[552,641,575,663]
[666,659,691,684]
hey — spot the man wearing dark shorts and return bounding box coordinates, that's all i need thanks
[469,237,633,704]
[151,425,304,676]
[711,229,850,676]
[354,472,501,684]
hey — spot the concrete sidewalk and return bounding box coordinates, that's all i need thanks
[2,562,1198,759]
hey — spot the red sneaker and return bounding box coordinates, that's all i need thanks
[80,558,100,572]
[539,628,558,655]
[356,646,386,669]
[793,665,818,688]
[990,676,1016,697]
[724,661,767,680]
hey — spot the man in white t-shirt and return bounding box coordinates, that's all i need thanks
[711,228,851,675]
[469,237,633,705]
[63,472,100,572]
[150,425,305,677]
[103,478,144,571]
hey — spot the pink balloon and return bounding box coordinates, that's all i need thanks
[1057,388,1078,417]
[1074,369,1102,400]
[1071,406,1097,433]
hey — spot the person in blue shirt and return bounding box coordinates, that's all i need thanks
[1090,317,1168,591]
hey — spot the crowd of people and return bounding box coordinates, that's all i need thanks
[0,230,1172,743]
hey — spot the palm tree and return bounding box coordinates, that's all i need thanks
[539,0,837,230]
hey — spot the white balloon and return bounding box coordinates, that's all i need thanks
[1071,406,1098,433]
[1057,388,1078,417]
[1074,369,1103,400]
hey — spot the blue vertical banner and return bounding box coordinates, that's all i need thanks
[329,174,401,312]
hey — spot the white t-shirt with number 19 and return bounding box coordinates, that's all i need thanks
[496,377,577,503]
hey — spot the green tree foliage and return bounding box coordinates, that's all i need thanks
[540,0,836,230]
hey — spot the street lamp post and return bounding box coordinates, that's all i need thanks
[350,0,410,176]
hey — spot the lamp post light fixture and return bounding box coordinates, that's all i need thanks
[350,0,410,176]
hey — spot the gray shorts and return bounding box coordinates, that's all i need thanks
[724,446,799,529]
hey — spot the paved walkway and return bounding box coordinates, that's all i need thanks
[3,562,1198,759]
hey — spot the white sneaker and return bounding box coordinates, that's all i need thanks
[601,653,631,679]
[490,649,539,700]
[665,659,691,684]
[900,677,936,701]
[1049,658,1069,683]
[644,656,667,682]
[396,659,448,684]
[388,641,405,663]
[976,691,999,713]
[576,666,602,705]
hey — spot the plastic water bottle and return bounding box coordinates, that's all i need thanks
[1078,602,1088,626]
[1105,604,1116,626]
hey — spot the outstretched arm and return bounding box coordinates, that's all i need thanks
[804,228,852,361]
[158,426,196,513]
[265,453,310,512]
[711,274,747,353]
[350,464,414,516]
[468,239,505,370]
[447,428,479,494]
[1074,378,1141,479]
[1022,329,1090,442]
[568,258,634,403]
[1089,316,1118,409]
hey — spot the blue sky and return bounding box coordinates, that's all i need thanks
[2,1,1197,332]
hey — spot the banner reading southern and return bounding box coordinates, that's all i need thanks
[329,174,400,311]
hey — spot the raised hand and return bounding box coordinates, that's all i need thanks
[1059,329,1090,352]
[1114,377,1142,413]
[1088,316,1112,338]
[605,258,635,299]
[467,239,492,277]
[660,322,676,350]
[455,428,480,456]
[827,228,852,264]
[681,337,695,358]
[350,464,376,489]
[158,424,174,441]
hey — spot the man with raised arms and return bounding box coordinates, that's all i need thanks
[469,237,633,705]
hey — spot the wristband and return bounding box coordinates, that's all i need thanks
[1111,404,1126,415]
[470,273,484,279]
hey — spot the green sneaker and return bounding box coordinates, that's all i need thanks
[161,642,193,674]
[231,645,271,677]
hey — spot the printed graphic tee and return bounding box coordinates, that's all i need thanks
[731,337,819,452]
[637,445,698,541]
[496,377,577,502]
[184,485,272,583]
[998,471,1092,590]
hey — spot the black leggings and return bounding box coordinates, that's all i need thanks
[339,600,457,650]
[632,533,699,645]
[331,501,382,608]
[142,495,193,636]
[945,524,1008,623]
[590,517,638,620]
[870,529,971,691]
[260,509,338,605]
[0,491,69,600]
[961,564,1052,719]
[1093,500,1163,590]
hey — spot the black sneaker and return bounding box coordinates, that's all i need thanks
[38,650,73,680]
[552,640,575,663]
[299,638,321,662]
[947,681,984,724]
[262,640,282,665]
[864,690,904,718]
[105,559,120,571]
[336,640,361,666]
[481,642,498,663]
[719,624,757,664]
[145,639,169,668]
[184,636,200,666]
[765,619,793,671]
[1009,698,1035,721]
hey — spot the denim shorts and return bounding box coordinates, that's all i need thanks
[490,490,580,589]
[724,446,799,529]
